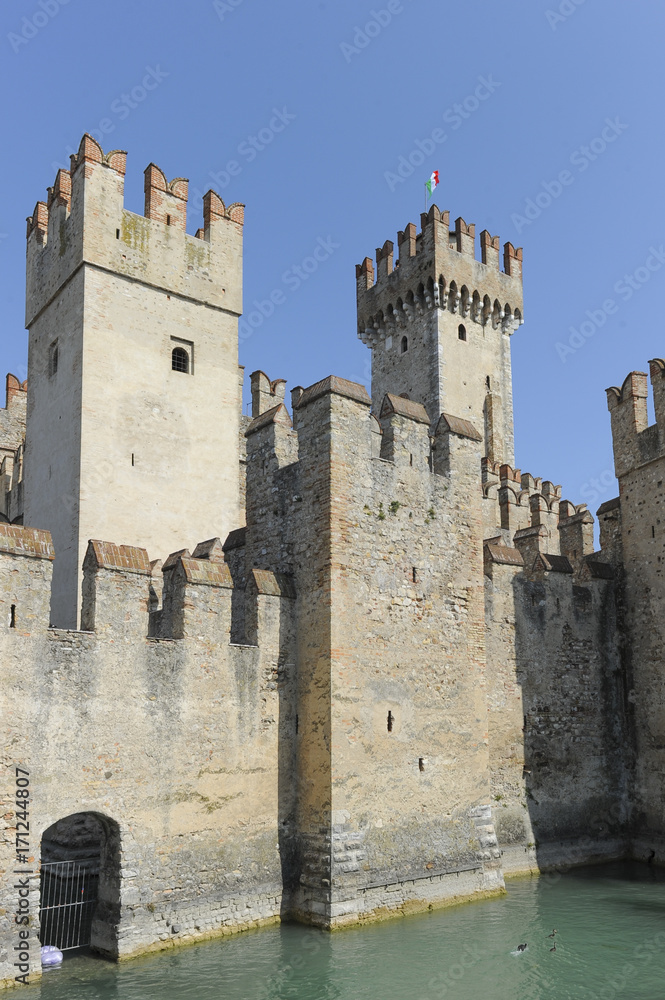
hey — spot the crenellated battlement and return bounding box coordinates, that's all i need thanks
[356,204,523,349]
[26,133,245,325]
[0,522,296,653]
[480,457,600,566]
[606,359,665,478]
[245,370,485,498]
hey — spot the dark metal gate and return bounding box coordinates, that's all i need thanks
[39,859,100,951]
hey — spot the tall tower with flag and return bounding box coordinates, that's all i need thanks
[355,204,523,465]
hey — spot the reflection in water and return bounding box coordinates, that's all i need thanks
[23,862,665,1000]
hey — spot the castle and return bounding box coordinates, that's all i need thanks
[1,133,663,986]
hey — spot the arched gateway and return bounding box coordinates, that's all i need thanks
[39,813,121,957]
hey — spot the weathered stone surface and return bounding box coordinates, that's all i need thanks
[22,134,244,629]
[0,138,663,988]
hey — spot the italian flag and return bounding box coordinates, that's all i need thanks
[426,170,439,199]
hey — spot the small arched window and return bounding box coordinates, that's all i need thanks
[400,336,408,354]
[458,324,467,341]
[172,347,189,373]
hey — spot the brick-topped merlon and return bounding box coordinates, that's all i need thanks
[245,403,292,438]
[81,539,151,633]
[177,556,233,588]
[294,375,371,410]
[250,568,296,598]
[558,509,595,564]
[378,394,431,466]
[503,243,522,278]
[0,524,54,629]
[5,373,27,404]
[436,412,482,442]
[69,133,127,176]
[649,358,665,426]
[25,133,245,323]
[606,371,649,429]
[47,168,72,213]
[0,374,28,464]
[380,393,430,424]
[607,367,665,477]
[26,201,47,242]
[84,539,151,575]
[250,370,287,418]
[0,523,54,560]
[355,203,523,338]
[480,231,500,268]
[191,537,225,562]
[203,189,245,230]
[159,546,234,640]
[144,164,188,232]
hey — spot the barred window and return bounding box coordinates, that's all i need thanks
[171,347,189,373]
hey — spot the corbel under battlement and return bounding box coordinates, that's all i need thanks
[356,204,523,350]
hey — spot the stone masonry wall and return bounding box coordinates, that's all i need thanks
[23,134,244,629]
[0,527,296,989]
[288,380,502,926]
[483,473,629,874]
[607,362,665,855]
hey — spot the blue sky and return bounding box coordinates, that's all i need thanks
[0,0,662,516]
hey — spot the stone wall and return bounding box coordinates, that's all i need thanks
[606,361,665,856]
[482,466,629,874]
[5,143,665,988]
[0,375,27,523]
[242,378,503,926]
[0,525,296,987]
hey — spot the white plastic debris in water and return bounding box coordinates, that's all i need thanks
[41,945,63,967]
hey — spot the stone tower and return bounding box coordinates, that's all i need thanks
[356,204,523,464]
[24,134,245,628]
[606,362,665,842]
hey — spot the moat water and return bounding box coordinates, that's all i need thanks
[24,862,665,999]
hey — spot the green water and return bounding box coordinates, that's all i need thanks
[26,863,665,999]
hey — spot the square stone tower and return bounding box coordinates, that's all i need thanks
[24,135,245,628]
[356,205,523,465]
